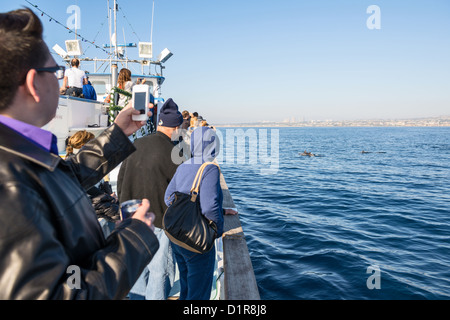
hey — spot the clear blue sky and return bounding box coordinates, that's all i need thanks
[2,0,450,124]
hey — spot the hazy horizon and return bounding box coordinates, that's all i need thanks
[2,1,449,124]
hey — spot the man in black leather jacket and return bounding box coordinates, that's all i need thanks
[0,8,159,299]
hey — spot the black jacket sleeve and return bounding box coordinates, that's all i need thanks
[0,124,159,299]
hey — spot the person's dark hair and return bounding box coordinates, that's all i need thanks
[71,58,80,67]
[0,8,49,111]
[182,110,190,118]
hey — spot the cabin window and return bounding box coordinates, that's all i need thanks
[91,81,107,95]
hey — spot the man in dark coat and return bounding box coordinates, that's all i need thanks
[118,98,184,300]
[0,8,158,299]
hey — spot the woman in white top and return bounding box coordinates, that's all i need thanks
[105,68,144,107]
[117,68,133,107]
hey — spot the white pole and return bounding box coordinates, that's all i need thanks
[150,0,155,75]
[123,27,128,68]
[150,1,155,44]
[108,0,112,75]
[108,0,111,55]
[114,0,118,59]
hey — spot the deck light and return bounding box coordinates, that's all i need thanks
[53,44,68,59]
[65,39,83,56]
[138,42,153,59]
[157,48,173,63]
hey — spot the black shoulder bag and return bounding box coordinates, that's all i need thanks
[163,162,219,254]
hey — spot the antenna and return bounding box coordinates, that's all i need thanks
[123,27,128,62]
[149,0,155,75]
[150,1,155,44]
[108,0,111,56]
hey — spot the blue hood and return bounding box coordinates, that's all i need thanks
[190,127,220,162]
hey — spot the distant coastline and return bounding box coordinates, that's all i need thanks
[215,116,450,128]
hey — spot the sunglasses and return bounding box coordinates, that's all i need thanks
[36,65,66,80]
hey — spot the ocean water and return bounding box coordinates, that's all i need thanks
[218,127,450,300]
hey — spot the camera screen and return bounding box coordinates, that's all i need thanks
[134,92,146,114]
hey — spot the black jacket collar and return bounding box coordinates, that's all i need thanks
[0,123,61,171]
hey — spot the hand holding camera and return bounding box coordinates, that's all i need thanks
[114,101,153,136]
[131,84,151,121]
[122,199,155,232]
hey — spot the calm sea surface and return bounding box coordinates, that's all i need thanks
[218,127,450,300]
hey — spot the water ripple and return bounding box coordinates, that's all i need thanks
[222,127,450,299]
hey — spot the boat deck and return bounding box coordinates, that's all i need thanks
[99,163,260,300]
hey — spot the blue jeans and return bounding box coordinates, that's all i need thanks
[172,243,216,300]
[128,227,175,300]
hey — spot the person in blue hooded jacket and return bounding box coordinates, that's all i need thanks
[164,126,223,300]
[82,76,97,101]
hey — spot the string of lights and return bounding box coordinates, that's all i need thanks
[83,16,108,55]
[117,3,141,42]
[25,0,113,57]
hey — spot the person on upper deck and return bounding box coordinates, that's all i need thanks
[60,58,88,97]
[104,68,147,107]
[116,68,133,107]
[0,8,158,299]
[82,75,97,101]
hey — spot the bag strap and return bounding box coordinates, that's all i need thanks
[190,162,220,202]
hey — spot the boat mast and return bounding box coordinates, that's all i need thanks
[108,0,112,56]
[114,0,118,59]
[111,0,118,88]
[146,0,155,75]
